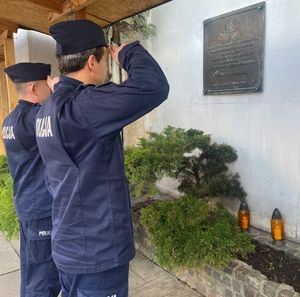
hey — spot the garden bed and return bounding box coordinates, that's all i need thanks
[240,237,300,293]
[132,199,300,297]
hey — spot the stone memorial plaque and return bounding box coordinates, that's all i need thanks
[203,2,265,95]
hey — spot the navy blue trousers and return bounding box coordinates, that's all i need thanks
[59,263,129,297]
[20,217,61,297]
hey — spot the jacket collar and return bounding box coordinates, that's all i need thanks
[54,75,83,91]
[18,99,35,106]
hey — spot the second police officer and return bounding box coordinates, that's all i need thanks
[2,63,61,297]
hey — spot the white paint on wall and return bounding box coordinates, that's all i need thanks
[14,30,29,63]
[147,0,300,241]
[14,29,58,76]
[28,30,58,76]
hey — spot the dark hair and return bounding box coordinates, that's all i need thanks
[56,47,104,75]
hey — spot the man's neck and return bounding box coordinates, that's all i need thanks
[18,96,37,104]
[66,72,87,84]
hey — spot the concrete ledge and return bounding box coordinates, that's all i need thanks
[250,227,300,261]
[132,206,300,297]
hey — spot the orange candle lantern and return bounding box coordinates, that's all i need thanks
[271,208,284,244]
[238,201,250,231]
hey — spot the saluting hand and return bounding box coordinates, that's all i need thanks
[109,43,128,66]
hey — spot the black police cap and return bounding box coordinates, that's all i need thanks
[4,63,51,83]
[49,20,107,55]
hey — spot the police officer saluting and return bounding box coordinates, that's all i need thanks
[2,63,61,297]
[36,20,169,297]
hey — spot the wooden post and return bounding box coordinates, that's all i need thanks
[2,31,17,112]
[48,0,98,23]
[0,62,9,155]
[75,8,86,20]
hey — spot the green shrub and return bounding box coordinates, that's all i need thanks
[125,146,159,197]
[140,196,255,269]
[0,155,9,175]
[125,126,246,200]
[0,156,19,239]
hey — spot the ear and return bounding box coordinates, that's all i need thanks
[28,82,36,94]
[87,55,97,72]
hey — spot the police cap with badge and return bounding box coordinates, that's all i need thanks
[4,62,51,83]
[49,20,107,55]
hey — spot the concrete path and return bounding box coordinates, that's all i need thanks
[0,233,202,297]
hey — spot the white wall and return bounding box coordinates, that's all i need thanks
[147,0,300,241]
[14,29,58,76]
[14,30,29,63]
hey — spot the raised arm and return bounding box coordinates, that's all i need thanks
[76,41,169,139]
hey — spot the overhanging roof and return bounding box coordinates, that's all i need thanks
[0,0,171,35]
[0,0,171,141]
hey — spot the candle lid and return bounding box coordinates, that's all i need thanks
[272,208,282,219]
[240,201,249,211]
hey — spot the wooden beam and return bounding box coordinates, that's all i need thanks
[26,0,61,12]
[0,30,12,47]
[85,13,111,26]
[1,29,13,39]
[0,63,9,155]
[2,32,17,111]
[0,53,4,62]
[0,64,9,120]
[48,0,98,23]
[0,21,18,34]
[75,8,86,20]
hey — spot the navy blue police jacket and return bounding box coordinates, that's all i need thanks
[2,100,53,221]
[35,42,169,274]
